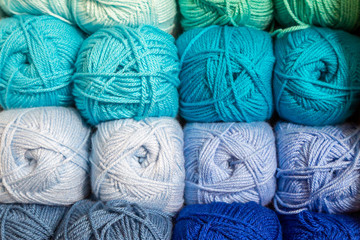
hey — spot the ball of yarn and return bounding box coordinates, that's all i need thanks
[0,15,83,109]
[0,203,67,240]
[279,211,360,240]
[184,122,277,205]
[177,26,274,123]
[54,200,172,240]
[275,122,360,214]
[0,107,90,205]
[274,27,360,126]
[173,201,282,240]
[91,117,185,214]
[73,25,180,125]
[179,0,274,31]
[274,0,360,32]
[70,0,177,34]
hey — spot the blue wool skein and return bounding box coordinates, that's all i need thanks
[73,25,180,125]
[0,15,84,109]
[0,107,91,205]
[54,200,172,240]
[177,25,275,123]
[275,122,360,214]
[184,122,277,206]
[0,203,67,240]
[274,27,360,126]
[172,202,282,240]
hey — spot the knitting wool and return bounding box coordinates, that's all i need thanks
[0,203,67,240]
[274,0,360,32]
[0,107,90,205]
[91,118,185,214]
[184,122,277,206]
[172,201,282,240]
[177,26,275,123]
[70,0,177,34]
[280,211,360,240]
[73,25,180,125]
[0,15,83,109]
[54,200,172,240]
[274,27,360,126]
[275,122,360,214]
[179,0,274,31]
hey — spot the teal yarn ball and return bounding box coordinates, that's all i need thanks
[179,0,274,31]
[73,25,180,125]
[177,26,274,123]
[0,15,83,109]
[274,27,360,126]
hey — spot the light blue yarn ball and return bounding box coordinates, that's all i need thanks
[177,25,275,123]
[274,27,360,126]
[0,107,91,205]
[184,122,277,206]
[0,15,83,109]
[73,25,180,125]
[275,122,360,214]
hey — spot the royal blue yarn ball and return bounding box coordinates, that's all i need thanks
[172,201,282,240]
[177,25,275,123]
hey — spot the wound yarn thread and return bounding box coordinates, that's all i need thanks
[184,122,277,206]
[0,107,90,205]
[73,25,180,126]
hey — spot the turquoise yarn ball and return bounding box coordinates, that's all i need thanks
[177,26,274,123]
[274,27,360,126]
[0,15,83,109]
[73,25,180,125]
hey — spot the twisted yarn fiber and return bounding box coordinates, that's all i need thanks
[184,122,277,205]
[54,200,172,240]
[172,202,282,240]
[73,25,180,126]
[0,203,67,240]
[274,27,360,126]
[0,15,83,109]
[91,118,185,214]
[179,0,274,31]
[177,26,275,123]
[275,122,360,214]
[0,107,91,205]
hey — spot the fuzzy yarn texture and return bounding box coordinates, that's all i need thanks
[274,0,360,32]
[91,118,185,214]
[184,122,277,206]
[0,203,67,240]
[0,15,83,109]
[73,25,180,125]
[275,122,360,214]
[177,26,275,123]
[54,200,172,240]
[172,201,282,240]
[0,107,90,205]
[179,0,274,31]
[274,27,360,126]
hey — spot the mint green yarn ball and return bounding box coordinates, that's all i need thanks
[179,0,274,31]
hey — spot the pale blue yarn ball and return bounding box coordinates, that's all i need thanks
[275,122,360,214]
[73,25,180,125]
[0,15,83,109]
[184,122,277,206]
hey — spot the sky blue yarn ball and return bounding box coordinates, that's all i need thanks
[274,27,360,126]
[73,25,180,125]
[0,203,67,240]
[54,200,172,240]
[184,122,277,206]
[275,122,360,214]
[0,15,83,109]
[177,25,275,123]
[172,201,282,240]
